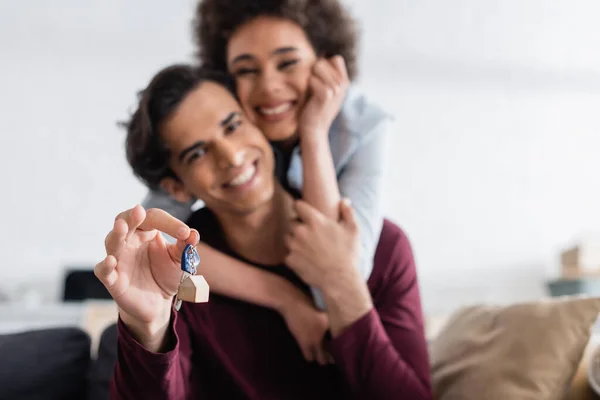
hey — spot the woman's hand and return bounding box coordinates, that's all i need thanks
[298,55,349,141]
[285,199,373,337]
[285,199,359,290]
[281,292,333,365]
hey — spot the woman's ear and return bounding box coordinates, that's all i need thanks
[159,177,194,203]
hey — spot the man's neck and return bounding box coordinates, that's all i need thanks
[216,184,294,266]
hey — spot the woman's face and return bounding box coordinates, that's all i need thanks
[227,16,317,145]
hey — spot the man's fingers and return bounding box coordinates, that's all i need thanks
[114,208,132,222]
[173,229,201,258]
[126,205,147,239]
[114,205,147,241]
[105,218,128,255]
[94,255,118,288]
[166,229,201,266]
[139,208,191,241]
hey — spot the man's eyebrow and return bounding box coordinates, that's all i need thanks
[230,47,299,65]
[177,113,238,162]
[178,141,206,163]
[230,54,254,65]
[220,112,239,127]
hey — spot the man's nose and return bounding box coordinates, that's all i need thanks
[214,138,244,169]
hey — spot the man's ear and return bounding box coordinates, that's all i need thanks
[159,177,194,204]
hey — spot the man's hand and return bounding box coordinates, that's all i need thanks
[281,293,333,366]
[94,205,199,350]
[285,199,373,337]
[298,56,349,141]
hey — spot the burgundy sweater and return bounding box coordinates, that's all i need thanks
[110,213,432,400]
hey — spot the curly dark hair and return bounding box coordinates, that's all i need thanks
[193,0,360,80]
[122,64,235,190]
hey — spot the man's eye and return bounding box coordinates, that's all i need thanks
[186,148,206,164]
[234,67,258,76]
[225,120,242,134]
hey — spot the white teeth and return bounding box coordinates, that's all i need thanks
[228,165,256,187]
[260,103,292,115]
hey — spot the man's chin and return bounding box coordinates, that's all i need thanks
[215,188,274,217]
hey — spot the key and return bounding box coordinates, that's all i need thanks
[174,271,190,311]
[174,244,201,311]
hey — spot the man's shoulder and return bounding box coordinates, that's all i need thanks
[186,207,226,250]
[375,219,411,259]
[186,206,214,227]
[368,219,415,292]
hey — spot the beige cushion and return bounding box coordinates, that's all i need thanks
[430,296,600,400]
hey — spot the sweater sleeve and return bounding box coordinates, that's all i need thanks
[336,117,390,283]
[110,309,196,400]
[329,225,432,400]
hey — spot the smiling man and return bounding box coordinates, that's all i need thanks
[96,64,432,399]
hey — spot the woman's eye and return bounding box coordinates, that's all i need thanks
[279,59,299,70]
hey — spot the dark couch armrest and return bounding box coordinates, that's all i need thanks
[0,327,91,400]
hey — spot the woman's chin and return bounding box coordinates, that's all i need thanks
[261,122,298,146]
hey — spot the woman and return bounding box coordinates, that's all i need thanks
[143,0,391,365]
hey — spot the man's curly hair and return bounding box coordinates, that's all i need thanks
[193,0,360,81]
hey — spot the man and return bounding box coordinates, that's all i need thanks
[95,64,432,399]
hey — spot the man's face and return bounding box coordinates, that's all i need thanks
[160,81,275,216]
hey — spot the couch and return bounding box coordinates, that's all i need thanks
[2,297,600,400]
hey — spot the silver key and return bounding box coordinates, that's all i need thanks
[174,271,191,311]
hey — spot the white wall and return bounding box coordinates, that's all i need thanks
[1,0,599,315]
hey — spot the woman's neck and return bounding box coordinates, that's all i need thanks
[272,136,299,157]
[217,184,295,266]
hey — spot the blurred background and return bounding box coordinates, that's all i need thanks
[0,0,599,321]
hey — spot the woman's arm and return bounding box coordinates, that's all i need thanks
[299,117,390,282]
[336,118,390,281]
[141,191,305,313]
[297,57,390,294]
[195,242,305,313]
[196,243,332,364]
[297,57,348,220]
[300,134,340,220]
